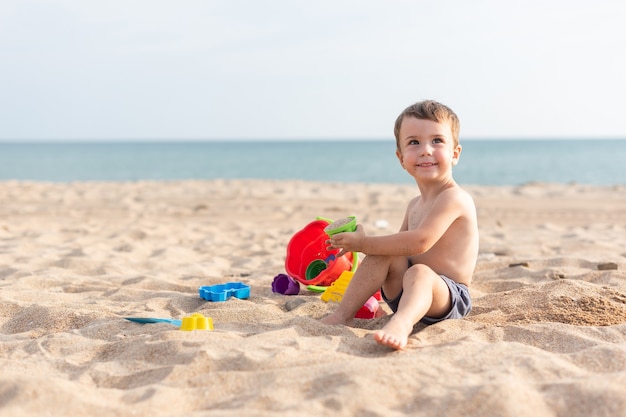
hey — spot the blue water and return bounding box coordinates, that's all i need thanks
[0,140,625,186]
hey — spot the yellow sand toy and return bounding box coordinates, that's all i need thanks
[320,270,355,303]
[320,270,381,319]
[180,313,214,331]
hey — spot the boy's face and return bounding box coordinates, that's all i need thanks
[395,116,461,180]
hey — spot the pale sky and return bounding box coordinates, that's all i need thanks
[1,0,625,141]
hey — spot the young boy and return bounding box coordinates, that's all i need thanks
[321,100,479,350]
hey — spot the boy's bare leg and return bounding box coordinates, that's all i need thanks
[374,264,452,350]
[321,255,407,326]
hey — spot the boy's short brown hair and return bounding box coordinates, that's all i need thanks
[393,100,460,150]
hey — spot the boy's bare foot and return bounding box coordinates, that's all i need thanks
[373,317,414,350]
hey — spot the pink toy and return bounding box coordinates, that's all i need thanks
[354,295,380,319]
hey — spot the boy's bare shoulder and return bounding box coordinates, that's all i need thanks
[436,185,477,217]
[408,185,475,214]
[439,184,474,202]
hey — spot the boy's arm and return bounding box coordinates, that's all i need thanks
[329,189,469,256]
[397,198,412,233]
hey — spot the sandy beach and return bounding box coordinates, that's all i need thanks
[1,179,625,417]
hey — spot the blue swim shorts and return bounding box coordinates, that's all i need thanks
[381,274,472,325]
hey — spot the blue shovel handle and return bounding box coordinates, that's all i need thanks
[124,317,182,327]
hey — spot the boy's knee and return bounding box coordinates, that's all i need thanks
[405,264,438,283]
[407,263,432,275]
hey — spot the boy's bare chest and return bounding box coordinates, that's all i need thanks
[407,201,435,229]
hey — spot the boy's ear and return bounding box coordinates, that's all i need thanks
[451,144,462,166]
[395,149,405,168]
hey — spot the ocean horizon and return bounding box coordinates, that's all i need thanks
[1,139,625,186]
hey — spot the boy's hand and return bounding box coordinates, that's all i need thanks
[326,224,365,256]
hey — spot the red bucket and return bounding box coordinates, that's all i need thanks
[285,219,355,285]
[304,253,354,286]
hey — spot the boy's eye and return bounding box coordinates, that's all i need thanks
[409,139,419,145]
[433,138,443,143]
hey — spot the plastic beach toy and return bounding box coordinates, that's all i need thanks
[324,216,357,236]
[285,218,359,286]
[355,296,380,319]
[272,274,300,295]
[320,270,381,319]
[199,282,250,302]
[180,313,214,331]
[313,253,355,286]
[321,270,354,303]
[306,285,327,293]
[305,259,328,281]
[285,219,338,282]
[125,317,182,327]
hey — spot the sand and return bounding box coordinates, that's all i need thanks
[1,179,625,417]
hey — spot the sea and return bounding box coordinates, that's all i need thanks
[0,139,625,186]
